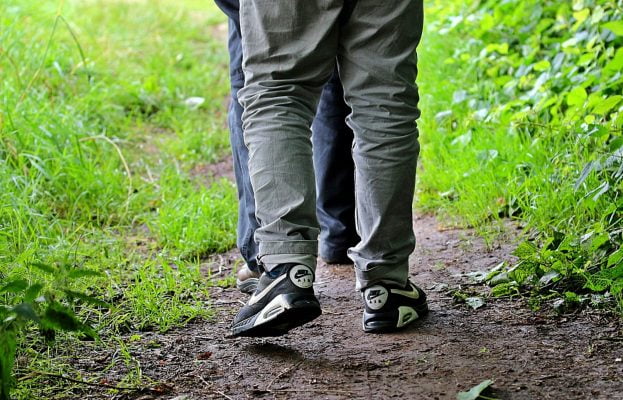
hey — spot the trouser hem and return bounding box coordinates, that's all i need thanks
[354,263,409,291]
[258,241,318,272]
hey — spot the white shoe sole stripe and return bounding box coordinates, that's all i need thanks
[253,294,289,326]
[247,274,288,306]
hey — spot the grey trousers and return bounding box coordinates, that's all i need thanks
[238,0,423,289]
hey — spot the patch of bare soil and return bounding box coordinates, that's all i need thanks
[62,216,622,400]
[189,156,235,185]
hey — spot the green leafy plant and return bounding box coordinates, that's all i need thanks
[417,0,622,311]
[0,263,107,400]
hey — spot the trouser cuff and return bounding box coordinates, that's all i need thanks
[258,241,318,272]
[354,262,409,291]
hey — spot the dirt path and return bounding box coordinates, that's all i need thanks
[82,215,622,400]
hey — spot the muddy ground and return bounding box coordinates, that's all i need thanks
[64,214,622,400]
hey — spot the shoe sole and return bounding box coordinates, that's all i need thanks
[236,277,259,295]
[363,301,429,333]
[232,293,321,337]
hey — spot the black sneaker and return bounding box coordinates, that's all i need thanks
[362,280,428,333]
[231,264,322,337]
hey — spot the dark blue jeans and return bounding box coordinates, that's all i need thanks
[218,0,358,270]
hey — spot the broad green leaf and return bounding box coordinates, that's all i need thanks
[481,13,494,31]
[24,284,44,303]
[11,303,40,323]
[0,280,28,294]
[457,380,494,400]
[30,263,55,275]
[62,290,111,308]
[591,6,605,24]
[562,37,579,48]
[539,271,561,286]
[610,137,623,152]
[573,9,590,25]
[590,233,610,252]
[41,302,81,332]
[566,86,587,106]
[608,249,623,267]
[533,60,551,71]
[592,96,622,115]
[577,53,593,66]
[513,241,538,258]
[485,43,509,55]
[604,48,623,76]
[67,269,104,279]
[584,115,595,124]
[603,20,623,36]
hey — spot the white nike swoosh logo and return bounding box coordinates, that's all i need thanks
[390,284,420,299]
[248,274,288,306]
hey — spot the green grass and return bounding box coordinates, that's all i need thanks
[1,0,236,397]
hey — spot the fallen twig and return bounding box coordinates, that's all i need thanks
[265,358,305,391]
[271,388,353,395]
[194,374,234,400]
[596,336,623,342]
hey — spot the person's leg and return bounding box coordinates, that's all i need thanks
[338,0,423,289]
[312,67,359,264]
[217,0,356,273]
[338,0,428,331]
[232,0,341,336]
[238,0,340,274]
[225,16,260,280]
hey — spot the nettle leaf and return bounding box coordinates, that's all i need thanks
[67,269,104,279]
[0,280,28,294]
[24,284,44,303]
[513,241,538,259]
[62,290,111,308]
[603,48,623,76]
[533,60,551,71]
[11,303,40,323]
[30,262,56,275]
[485,42,509,55]
[585,264,623,292]
[607,249,623,268]
[592,95,622,115]
[573,9,590,25]
[602,20,623,36]
[590,233,611,251]
[567,86,587,106]
[41,302,81,332]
